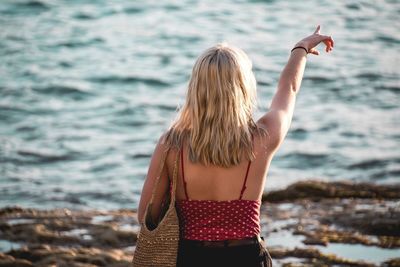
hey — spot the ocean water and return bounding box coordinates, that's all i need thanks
[0,0,399,210]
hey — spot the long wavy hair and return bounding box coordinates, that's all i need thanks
[163,42,266,167]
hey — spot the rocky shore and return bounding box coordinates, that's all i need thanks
[0,180,399,267]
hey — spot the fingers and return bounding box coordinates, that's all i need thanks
[308,48,320,55]
[314,25,321,34]
[319,35,334,52]
[326,37,334,52]
[301,25,334,55]
[325,35,334,48]
[324,41,332,52]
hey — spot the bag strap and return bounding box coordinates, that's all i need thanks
[147,147,179,209]
[169,148,179,206]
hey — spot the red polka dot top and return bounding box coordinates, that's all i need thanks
[176,148,261,241]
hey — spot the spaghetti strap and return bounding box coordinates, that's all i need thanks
[239,160,251,200]
[181,147,189,200]
[239,133,254,200]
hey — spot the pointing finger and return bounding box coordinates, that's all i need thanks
[314,25,321,34]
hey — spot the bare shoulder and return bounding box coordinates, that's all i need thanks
[255,112,286,155]
[158,131,179,168]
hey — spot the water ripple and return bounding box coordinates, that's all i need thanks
[0,0,398,210]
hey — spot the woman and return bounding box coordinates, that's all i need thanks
[137,25,334,266]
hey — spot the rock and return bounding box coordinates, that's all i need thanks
[4,246,132,267]
[0,180,398,266]
[0,253,33,267]
[303,236,328,246]
[262,180,400,202]
[383,258,400,267]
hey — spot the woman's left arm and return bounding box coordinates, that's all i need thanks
[137,134,170,223]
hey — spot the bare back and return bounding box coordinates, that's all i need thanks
[166,131,276,202]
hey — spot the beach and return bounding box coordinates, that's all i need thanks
[1,180,399,267]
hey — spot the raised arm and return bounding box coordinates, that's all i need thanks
[257,25,334,151]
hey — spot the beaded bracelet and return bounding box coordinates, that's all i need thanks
[291,46,308,54]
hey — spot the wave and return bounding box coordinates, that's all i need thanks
[318,122,339,132]
[130,153,151,159]
[356,72,383,81]
[0,103,27,113]
[89,162,120,173]
[278,152,331,169]
[73,12,97,20]
[1,0,50,15]
[135,103,178,112]
[345,3,360,10]
[257,80,272,86]
[377,35,400,45]
[371,169,400,180]
[88,76,170,86]
[15,125,37,133]
[50,194,86,205]
[32,84,93,99]
[340,131,365,138]
[347,157,400,170]
[16,149,77,164]
[347,159,387,170]
[15,0,49,9]
[66,191,130,203]
[111,119,149,128]
[156,104,178,111]
[123,6,143,14]
[48,38,104,49]
[374,85,399,94]
[303,76,334,83]
[288,128,308,140]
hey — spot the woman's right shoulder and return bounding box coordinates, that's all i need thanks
[255,116,284,155]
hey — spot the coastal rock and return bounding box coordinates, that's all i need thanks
[262,180,400,202]
[0,181,399,266]
[0,254,33,267]
[269,247,375,267]
[5,245,132,267]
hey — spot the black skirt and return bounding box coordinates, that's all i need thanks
[176,237,273,267]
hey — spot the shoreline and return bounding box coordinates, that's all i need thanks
[1,180,399,266]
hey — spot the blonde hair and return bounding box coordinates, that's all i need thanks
[164,42,265,167]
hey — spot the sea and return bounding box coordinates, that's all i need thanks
[0,0,399,211]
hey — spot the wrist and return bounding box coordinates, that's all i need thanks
[291,46,308,55]
[295,41,309,50]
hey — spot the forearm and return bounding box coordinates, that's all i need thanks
[269,49,307,112]
[258,25,333,150]
[278,49,307,94]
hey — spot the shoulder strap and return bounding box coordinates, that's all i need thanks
[239,133,255,200]
[170,149,179,206]
[181,147,189,200]
[239,161,251,200]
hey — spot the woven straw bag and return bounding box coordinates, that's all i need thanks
[132,148,180,267]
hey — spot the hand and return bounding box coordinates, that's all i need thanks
[295,25,334,55]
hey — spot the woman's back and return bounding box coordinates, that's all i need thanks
[167,132,274,202]
[168,132,271,242]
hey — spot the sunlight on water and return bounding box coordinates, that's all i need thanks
[0,0,399,210]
